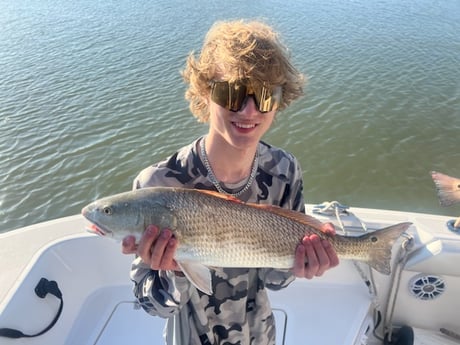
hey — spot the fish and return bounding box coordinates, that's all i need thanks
[81,187,411,294]
[431,171,460,228]
[431,171,460,207]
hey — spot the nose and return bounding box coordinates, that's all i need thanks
[239,95,259,115]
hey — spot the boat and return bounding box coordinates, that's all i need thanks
[1,202,460,345]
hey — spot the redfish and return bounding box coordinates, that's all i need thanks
[82,187,411,294]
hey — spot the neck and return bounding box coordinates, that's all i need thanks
[202,135,258,184]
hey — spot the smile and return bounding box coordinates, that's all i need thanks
[233,122,257,129]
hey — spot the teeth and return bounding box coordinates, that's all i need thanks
[234,123,256,129]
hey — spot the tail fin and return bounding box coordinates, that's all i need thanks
[364,222,412,275]
[431,171,460,207]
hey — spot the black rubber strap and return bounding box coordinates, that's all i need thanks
[0,278,63,338]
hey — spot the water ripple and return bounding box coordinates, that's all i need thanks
[1,0,460,232]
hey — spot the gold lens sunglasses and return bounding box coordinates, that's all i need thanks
[210,80,282,113]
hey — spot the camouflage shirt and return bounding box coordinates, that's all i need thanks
[130,137,305,345]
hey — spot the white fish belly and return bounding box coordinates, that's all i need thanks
[175,243,295,268]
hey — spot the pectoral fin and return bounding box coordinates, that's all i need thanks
[178,261,213,295]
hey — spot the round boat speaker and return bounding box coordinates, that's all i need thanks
[409,274,445,300]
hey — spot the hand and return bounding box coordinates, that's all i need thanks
[122,225,180,271]
[292,222,339,279]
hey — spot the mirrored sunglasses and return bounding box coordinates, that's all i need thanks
[210,80,282,113]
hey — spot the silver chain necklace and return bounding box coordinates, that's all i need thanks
[200,137,259,197]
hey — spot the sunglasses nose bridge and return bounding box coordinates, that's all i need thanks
[242,82,261,110]
[240,94,260,113]
[246,83,255,95]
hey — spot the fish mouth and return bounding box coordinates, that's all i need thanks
[85,222,112,237]
[81,205,113,237]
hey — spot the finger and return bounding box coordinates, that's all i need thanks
[292,244,306,277]
[160,236,178,270]
[137,225,160,263]
[321,222,336,236]
[303,236,319,279]
[323,239,340,268]
[122,236,138,254]
[149,229,173,270]
[311,237,330,277]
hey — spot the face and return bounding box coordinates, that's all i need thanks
[208,98,275,150]
[207,80,278,151]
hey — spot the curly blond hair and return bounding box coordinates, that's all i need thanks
[181,20,305,122]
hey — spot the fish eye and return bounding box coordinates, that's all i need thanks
[371,236,378,243]
[103,206,113,215]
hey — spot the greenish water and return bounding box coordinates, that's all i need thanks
[1,0,459,232]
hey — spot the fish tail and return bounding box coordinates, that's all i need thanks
[431,171,460,207]
[364,222,412,275]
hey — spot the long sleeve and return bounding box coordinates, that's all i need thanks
[130,257,194,318]
[262,268,295,291]
[127,139,308,344]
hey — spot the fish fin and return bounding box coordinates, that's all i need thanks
[431,171,460,207]
[249,203,325,230]
[196,189,245,203]
[177,261,213,295]
[359,222,412,275]
[196,189,325,231]
[196,189,325,230]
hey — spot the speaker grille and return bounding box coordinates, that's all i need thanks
[409,274,446,300]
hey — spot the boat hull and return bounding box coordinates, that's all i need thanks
[1,206,459,344]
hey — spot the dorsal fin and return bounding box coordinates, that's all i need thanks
[247,203,325,230]
[194,189,323,230]
[195,189,245,203]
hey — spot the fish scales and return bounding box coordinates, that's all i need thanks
[162,188,307,267]
[162,188,394,268]
[82,187,411,275]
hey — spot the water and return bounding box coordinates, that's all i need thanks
[1,0,459,232]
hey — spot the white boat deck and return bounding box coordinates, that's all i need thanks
[0,215,374,345]
[65,278,373,345]
[1,207,460,344]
